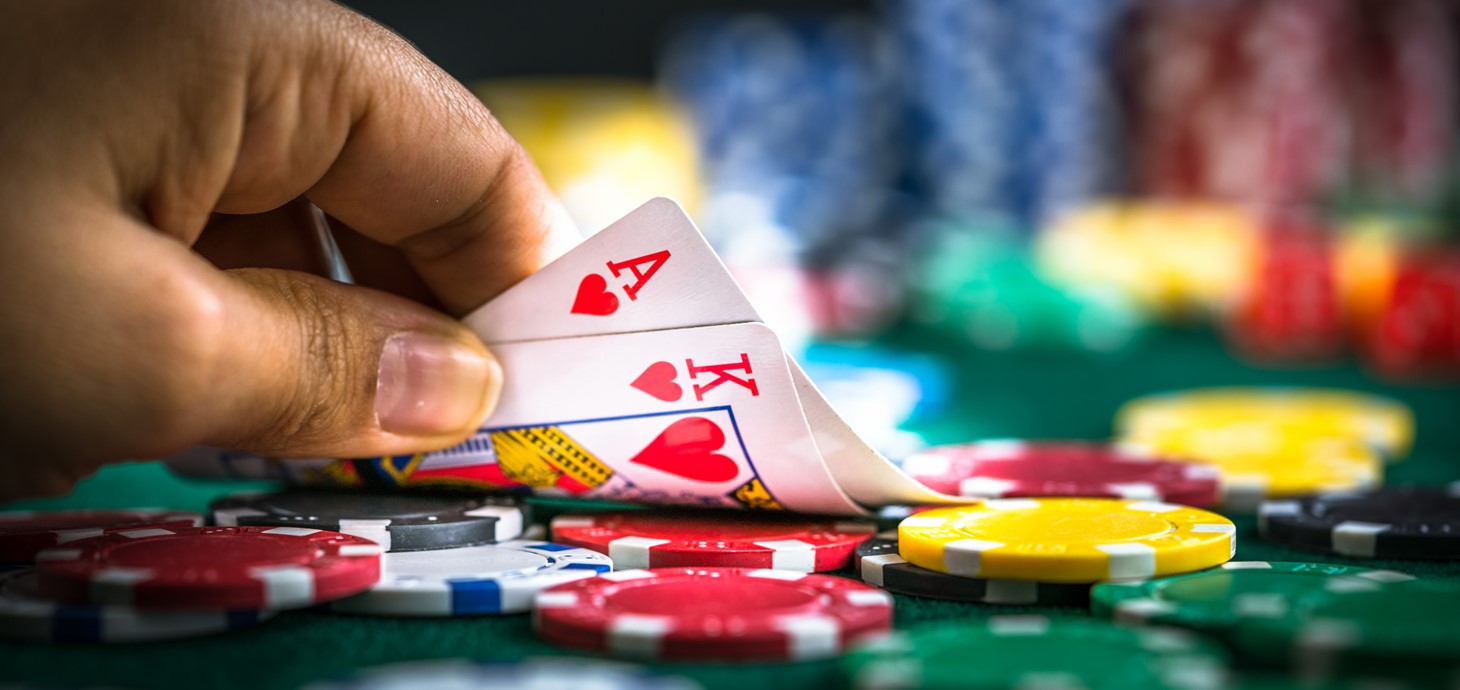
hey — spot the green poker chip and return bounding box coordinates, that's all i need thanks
[841,615,1230,690]
[1091,561,1416,637]
[1232,577,1460,669]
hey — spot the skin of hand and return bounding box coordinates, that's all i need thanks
[0,0,580,500]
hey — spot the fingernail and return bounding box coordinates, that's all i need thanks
[375,332,497,435]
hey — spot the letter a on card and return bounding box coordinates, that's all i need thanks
[465,198,759,343]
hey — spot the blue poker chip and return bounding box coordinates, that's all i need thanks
[301,657,702,690]
[327,540,612,617]
[0,567,275,643]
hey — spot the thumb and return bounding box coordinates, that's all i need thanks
[202,267,500,457]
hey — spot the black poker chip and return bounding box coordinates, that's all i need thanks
[1258,484,1460,560]
[854,530,1091,605]
[208,490,527,552]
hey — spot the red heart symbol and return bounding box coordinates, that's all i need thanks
[630,361,682,402]
[629,417,739,483]
[571,274,619,316]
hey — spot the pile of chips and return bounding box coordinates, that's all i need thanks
[1039,201,1460,378]
[912,221,1147,353]
[883,498,1236,607]
[0,491,583,641]
[7,383,1460,690]
[0,495,900,664]
[1115,388,1412,511]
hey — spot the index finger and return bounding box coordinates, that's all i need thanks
[220,1,580,315]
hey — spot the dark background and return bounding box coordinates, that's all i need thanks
[342,0,873,80]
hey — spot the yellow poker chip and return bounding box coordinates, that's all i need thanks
[1119,435,1382,513]
[897,499,1236,584]
[1115,387,1414,461]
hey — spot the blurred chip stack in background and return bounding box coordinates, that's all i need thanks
[659,15,908,348]
[464,0,1460,384]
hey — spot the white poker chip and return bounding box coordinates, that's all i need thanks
[0,567,275,643]
[327,540,612,617]
[300,657,702,690]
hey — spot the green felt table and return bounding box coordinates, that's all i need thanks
[2,326,1458,690]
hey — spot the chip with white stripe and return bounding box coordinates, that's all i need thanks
[854,531,1091,605]
[898,498,1236,583]
[841,615,1230,690]
[0,567,276,643]
[32,526,382,610]
[901,440,1220,506]
[1091,561,1415,636]
[533,566,892,661]
[328,539,610,616]
[0,510,202,564]
[1258,485,1460,560]
[550,511,874,572]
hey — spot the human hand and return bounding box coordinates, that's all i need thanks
[0,0,579,499]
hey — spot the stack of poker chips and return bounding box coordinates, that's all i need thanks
[1,497,900,664]
[1091,562,1460,680]
[528,510,895,662]
[0,491,602,641]
[912,217,1148,354]
[864,437,1232,603]
[865,440,1234,607]
[1115,387,1412,512]
[861,498,1237,608]
[1038,201,1460,379]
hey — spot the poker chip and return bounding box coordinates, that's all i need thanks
[840,615,1231,690]
[901,440,1220,505]
[1116,387,1414,460]
[300,657,703,690]
[533,567,893,661]
[1119,434,1383,513]
[0,567,275,643]
[854,531,1090,606]
[549,511,876,572]
[209,490,526,551]
[1258,485,1460,559]
[1091,561,1416,636]
[328,539,612,617]
[0,510,202,564]
[34,526,382,610]
[1232,577,1460,669]
[898,499,1236,583]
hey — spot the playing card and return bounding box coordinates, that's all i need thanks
[464,197,758,343]
[165,198,963,514]
[472,322,859,513]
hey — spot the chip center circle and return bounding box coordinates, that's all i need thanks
[957,510,1175,544]
[105,532,318,570]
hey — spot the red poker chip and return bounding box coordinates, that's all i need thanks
[33,526,382,610]
[0,510,203,564]
[1365,248,1460,380]
[533,567,893,661]
[550,512,876,572]
[1228,223,1346,364]
[901,440,1221,506]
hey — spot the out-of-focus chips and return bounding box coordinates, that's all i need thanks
[471,79,702,233]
